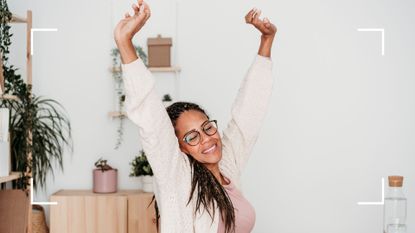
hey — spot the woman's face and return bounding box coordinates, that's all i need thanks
[175,110,223,167]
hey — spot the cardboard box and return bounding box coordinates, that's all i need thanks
[147,35,172,67]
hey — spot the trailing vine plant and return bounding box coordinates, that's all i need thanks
[111,45,147,149]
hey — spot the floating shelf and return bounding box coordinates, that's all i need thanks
[0,94,20,101]
[0,172,21,184]
[149,67,181,72]
[11,14,27,23]
[108,111,127,118]
[110,66,181,73]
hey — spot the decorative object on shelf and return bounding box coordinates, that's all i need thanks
[111,45,147,150]
[0,108,10,177]
[130,150,154,192]
[0,1,73,190]
[93,158,118,193]
[147,34,172,67]
[0,107,8,142]
[162,94,173,107]
[0,134,10,177]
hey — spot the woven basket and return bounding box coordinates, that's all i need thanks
[32,205,49,233]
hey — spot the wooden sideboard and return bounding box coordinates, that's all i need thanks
[50,190,157,233]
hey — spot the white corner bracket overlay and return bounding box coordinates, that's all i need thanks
[357,177,385,206]
[30,178,58,205]
[30,28,58,55]
[357,28,385,56]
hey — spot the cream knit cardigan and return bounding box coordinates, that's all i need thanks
[122,55,274,233]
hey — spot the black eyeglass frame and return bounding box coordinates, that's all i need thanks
[181,120,218,146]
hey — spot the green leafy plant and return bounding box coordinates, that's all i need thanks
[130,150,153,176]
[111,46,147,150]
[94,158,114,172]
[1,0,73,190]
[162,94,172,102]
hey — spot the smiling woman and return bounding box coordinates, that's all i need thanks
[114,1,276,232]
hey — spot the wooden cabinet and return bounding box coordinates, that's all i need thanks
[50,190,157,233]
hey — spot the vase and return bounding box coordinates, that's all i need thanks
[93,169,118,193]
[0,108,10,177]
[0,108,9,142]
[142,175,153,192]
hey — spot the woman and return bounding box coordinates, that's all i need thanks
[114,1,277,232]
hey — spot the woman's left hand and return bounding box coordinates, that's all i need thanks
[245,8,277,40]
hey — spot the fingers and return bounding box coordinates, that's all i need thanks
[132,3,139,15]
[263,17,270,28]
[142,2,151,20]
[245,8,263,25]
[252,9,261,23]
[245,8,255,23]
[124,12,130,19]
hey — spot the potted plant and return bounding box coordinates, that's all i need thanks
[162,94,173,107]
[93,158,118,193]
[130,150,153,192]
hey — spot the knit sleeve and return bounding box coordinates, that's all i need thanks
[121,58,190,188]
[220,55,274,182]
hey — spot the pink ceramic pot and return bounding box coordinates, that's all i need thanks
[93,169,118,193]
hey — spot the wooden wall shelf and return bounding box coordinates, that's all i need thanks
[108,111,127,118]
[0,94,20,101]
[11,14,27,23]
[149,66,181,72]
[0,172,21,184]
[111,66,181,73]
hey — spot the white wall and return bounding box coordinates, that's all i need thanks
[7,0,415,232]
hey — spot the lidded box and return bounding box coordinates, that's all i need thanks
[147,34,172,67]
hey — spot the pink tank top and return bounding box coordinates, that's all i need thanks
[217,178,256,233]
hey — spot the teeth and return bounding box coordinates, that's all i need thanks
[203,144,216,154]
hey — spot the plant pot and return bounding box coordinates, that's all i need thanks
[163,101,173,108]
[93,169,118,193]
[142,175,153,192]
[32,205,49,233]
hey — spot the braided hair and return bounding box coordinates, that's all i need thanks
[152,102,235,233]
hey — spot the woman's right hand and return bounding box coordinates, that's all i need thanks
[114,0,151,44]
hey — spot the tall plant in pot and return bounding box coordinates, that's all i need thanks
[130,150,153,192]
[0,0,73,190]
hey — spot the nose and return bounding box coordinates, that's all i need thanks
[199,130,212,145]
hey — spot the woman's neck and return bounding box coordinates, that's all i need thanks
[205,163,226,185]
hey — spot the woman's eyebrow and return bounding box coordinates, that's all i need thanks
[200,120,209,127]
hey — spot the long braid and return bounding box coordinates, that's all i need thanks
[151,102,235,233]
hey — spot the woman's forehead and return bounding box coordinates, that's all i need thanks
[176,110,208,131]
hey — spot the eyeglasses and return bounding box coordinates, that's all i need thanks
[182,120,218,146]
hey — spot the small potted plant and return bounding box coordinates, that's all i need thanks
[162,94,173,107]
[93,158,118,193]
[130,150,153,192]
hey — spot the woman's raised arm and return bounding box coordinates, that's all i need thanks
[113,1,190,190]
[221,9,277,183]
